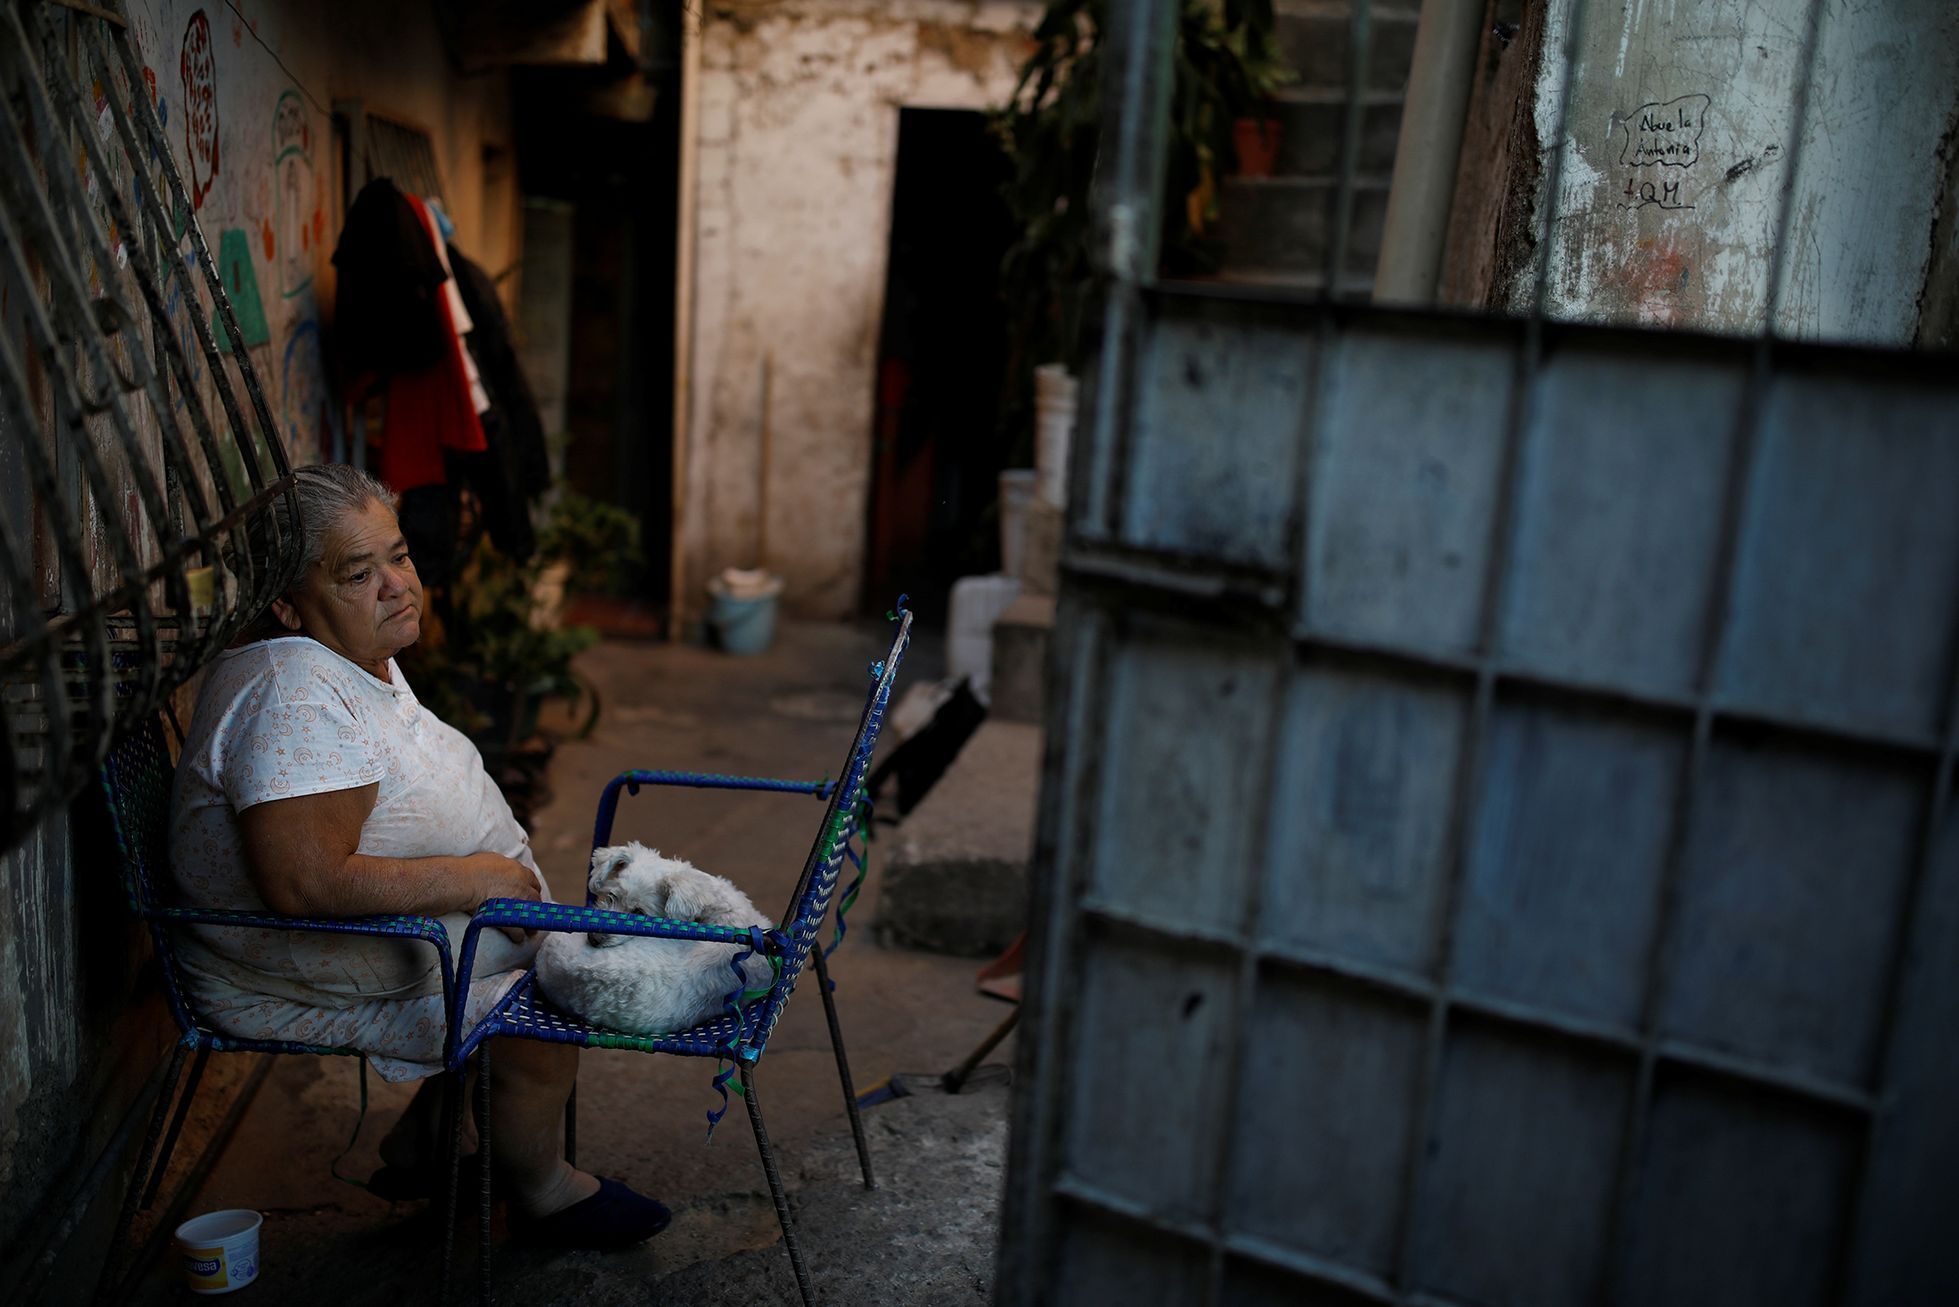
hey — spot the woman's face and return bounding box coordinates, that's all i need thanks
[270,498,423,677]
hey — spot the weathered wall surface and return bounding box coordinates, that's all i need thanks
[684,0,1041,619]
[1512,0,1959,342]
[0,1,516,1283]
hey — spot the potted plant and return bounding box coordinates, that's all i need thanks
[407,490,642,769]
[992,0,1290,460]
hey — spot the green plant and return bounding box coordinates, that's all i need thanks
[410,491,642,740]
[994,0,1289,389]
[539,489,643,597]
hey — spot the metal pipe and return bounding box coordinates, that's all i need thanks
[668,0,703,642]
[1372,0,1489,304]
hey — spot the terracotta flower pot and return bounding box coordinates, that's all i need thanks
[1233,115,1283,177]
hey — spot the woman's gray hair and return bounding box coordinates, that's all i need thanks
[292,463,395,571]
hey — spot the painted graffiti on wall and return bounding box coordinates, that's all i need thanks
[272,89,314,298]
[1618,94,1710,167]
[210,227,269,351]
[280,316,332,462]
[1615,93,1709,213]
[179,9,219,209]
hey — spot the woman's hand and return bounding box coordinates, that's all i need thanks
[463,852,543,944]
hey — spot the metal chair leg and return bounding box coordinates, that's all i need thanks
[810,946,875,1190]
[742,1061,817,1307]
[92,1040,191,1306]
[475,1046,494,1307]
[563,1082,576,1168]
[440,1068,465,1306]
[140,1044,211,1207]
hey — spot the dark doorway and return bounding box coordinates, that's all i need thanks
[863,108,1016,621]
[513,44,680,628]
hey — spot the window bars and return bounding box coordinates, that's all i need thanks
[0,0,299,857]
[361,113,446,206]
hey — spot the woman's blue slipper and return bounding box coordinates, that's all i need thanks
[514,1177,671,1250]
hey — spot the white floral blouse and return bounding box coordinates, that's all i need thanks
[169,637,548,1080]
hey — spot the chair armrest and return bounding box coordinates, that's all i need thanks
[449,900,783,1061]
[591,769,847,849]
[149,906,458,1058]
[150,905,453,952]
[468,899,778,948]
[622,770,838,798]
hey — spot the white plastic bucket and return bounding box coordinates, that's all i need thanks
[998,469,1037,580]
[947,573,1024,704]
[175,1209,262,1294]
[1034,364,1077,509]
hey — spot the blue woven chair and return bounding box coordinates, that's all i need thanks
[447,602,914,1305]
[97,715,464,1302]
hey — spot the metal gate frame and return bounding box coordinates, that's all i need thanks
[998,2,1959,1303]
[0,0,299,856]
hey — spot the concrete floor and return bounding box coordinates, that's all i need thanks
[132,619,1019,1305]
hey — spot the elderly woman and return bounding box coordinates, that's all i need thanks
[169,464,665,1248]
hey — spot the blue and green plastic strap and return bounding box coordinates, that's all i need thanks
[705,925,778,1139]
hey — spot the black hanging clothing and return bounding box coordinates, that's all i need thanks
[448,247,552,496]
[331,178,451,378]
[396,479,462,592]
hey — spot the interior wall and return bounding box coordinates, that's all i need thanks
[682,0,1043,620]
[1512,0,1959,342]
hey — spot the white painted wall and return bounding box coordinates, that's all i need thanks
[683,0,1043,619]
[1519,0,1959,343]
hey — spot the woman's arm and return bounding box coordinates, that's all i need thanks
[237,783,540,926]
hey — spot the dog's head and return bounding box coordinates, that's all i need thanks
[585,842,767,947]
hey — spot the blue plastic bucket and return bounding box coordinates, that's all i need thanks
[706,574,782,655]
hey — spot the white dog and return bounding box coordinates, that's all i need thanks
[535,843,775,1035]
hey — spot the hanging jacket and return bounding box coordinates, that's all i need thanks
[369,194,488,496]
[448,247,551,499]
[330,177,450,377]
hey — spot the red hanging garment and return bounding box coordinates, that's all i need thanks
[374,194,486,492]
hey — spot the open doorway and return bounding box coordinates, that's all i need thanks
[862,108,1016,622]
[512,59,680,633]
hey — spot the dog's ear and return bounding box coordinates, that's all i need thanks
[589,845,637,900]
[658,869,715,924]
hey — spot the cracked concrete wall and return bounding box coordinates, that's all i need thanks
[684,1,1041,619]
[1510,0,1959,343]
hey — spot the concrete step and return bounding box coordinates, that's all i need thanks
[990,593,1054,726]
[1215,175,1391,280]
[873,719,1042,958]
[1263,88,1404,178]
[1275,5,1421,93]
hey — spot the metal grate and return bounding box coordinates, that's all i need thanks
[1004,1,1959,1304]
[0,0,299,856]
[362,112,446,206]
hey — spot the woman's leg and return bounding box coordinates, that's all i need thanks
[378,1073,460,1170]
[487,1037,601,1216]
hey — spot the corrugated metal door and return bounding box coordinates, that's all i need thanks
[997,3,1959,1304]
